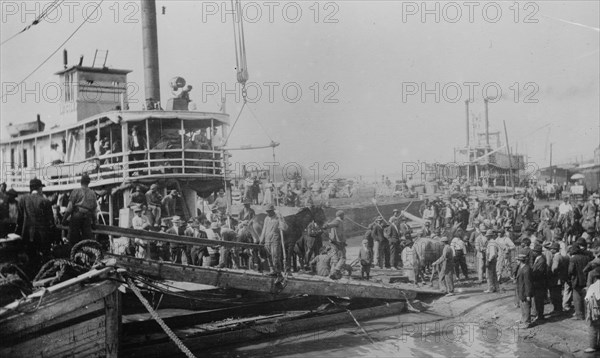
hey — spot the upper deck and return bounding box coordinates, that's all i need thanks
[0,110,230,192]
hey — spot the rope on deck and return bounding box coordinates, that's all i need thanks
[126,276,197,358]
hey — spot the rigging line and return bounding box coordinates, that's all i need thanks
[223,100,247,147]
[0,0,104,102]
[230,0,241,75]
[237,0,248,71]
[246,104,274,142]
[0,0,64,46]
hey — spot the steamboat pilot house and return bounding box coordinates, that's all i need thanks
[0,63,230,227]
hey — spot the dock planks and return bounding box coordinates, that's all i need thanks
[109,254,442,300]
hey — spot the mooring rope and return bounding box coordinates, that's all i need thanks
[126,277,197,358]
[343,215,370,230]
[327,297,375,344]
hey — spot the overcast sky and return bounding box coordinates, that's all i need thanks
[1,1,598,179]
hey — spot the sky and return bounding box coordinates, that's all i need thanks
[1,0,599,180]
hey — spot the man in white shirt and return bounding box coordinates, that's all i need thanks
[484,230,499,293]
[558,198,573,227]
[132,206,151,258]
[496,229,516,282]
[211,127,225,149]
[451,235,468,280]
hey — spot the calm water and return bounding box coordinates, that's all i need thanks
[204,314,562,358]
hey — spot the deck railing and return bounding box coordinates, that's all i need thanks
[3,148,227,188]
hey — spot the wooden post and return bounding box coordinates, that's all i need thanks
[104,289,121,358]
[122,123,129,180]
[180,118,185,173]
[145,118,151,172]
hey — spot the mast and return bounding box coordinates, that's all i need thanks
[503,120,515,191]
[141,0,161,107]
[465,100,470,182]
[484,98,490,149]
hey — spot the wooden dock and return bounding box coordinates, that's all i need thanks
[109,254,442,300]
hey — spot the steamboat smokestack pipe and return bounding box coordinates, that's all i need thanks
[63,49,68,69]
[36,114,42,132]
[141,0,161,104]
[484,98,490,148]
[465,100,470,147]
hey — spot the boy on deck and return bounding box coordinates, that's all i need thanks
[359,238,373,279]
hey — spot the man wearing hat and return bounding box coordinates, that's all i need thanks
[496,229,516,283]
[259,204,288,276]
[64,174,97,245]
[214,189,228,216]
[388,209,401,225]
[238,198,255,222]
[569,238,592,319]
[131,206,151,258]
[484,230,499,293]
[432,236,454,296]
[386,217,401,270]
[165,216,191,264]
[531,243,548,322]
[369,216,385,268]
[358,238,372,279]
[131,206,151,231]
[549,242,568,315]
[129,186,147,208]
[145,183,163,223]
[15,177,55,267]
[451,234,469,281]
[422,204,434,226]
[209,205,221,223]
[0,183,17,238]
[474,224,488,283]
[420,221,432,238]
[161,190,179,217]
[515,253,534,328]
[323,210,348,277]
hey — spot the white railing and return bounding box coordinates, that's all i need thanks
[3,148,225,189]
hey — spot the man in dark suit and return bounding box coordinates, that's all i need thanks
[569,239,591,320]
[516,253,534,328]
[531,244,547,322]
[15,178,55,269]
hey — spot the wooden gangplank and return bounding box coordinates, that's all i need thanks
[108,254,440,300]
[93,224,263,249]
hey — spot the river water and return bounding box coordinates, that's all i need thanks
[205,312,562,358]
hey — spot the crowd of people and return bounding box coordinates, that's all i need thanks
[231,176,359,208]
[397,191,600,353]
[5,173,600,352]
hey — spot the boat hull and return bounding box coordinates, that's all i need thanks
[0,280,121,358]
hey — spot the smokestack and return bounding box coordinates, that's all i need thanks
[63,49,68,69]
[465,100,469,147]
[36,114,42,132]
[78,55,84,66]
[141,0,161,105]
[484,98,490,148]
